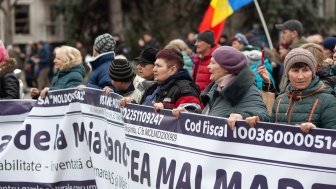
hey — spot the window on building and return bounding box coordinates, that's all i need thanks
[15,5,30,34]
[47,7,57,35]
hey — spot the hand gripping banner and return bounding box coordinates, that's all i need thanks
[0,88,336,189]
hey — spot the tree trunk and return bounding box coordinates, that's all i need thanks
[109,0,123,35]
[1,0,14,45]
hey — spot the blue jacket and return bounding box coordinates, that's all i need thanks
[87,52,114,89]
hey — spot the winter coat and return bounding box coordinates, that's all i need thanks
[0,58,20,99]
[192,45,219,91]
[140,69,201,110]
[111,75,149,104]
[201,66,270,121]
[87,52,114,89]
[50,62,86,90]
[182,52,194,75]
[290,37,308,49]
[271,77,336,129]
[316,66,336,93]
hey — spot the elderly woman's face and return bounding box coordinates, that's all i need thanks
[53,53,64,70]
[208,57,228,81]
[153,58,176,84]
[288,64,313,90]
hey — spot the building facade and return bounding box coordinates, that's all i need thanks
[0,0,64,45]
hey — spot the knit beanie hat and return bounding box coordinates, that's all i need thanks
[212,46,247,74]
[284,48,317,78]
[109,59,135,82]
[94,33,115,53]
[0,40,9,62]
[197,30,215,46]
[322,37,336,51]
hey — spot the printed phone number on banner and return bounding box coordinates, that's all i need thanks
[233,126,336,152]
[122,108,164,126]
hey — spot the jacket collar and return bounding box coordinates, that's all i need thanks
[202,66,255,106]
[89,52,114,69]
[286,77,328,100]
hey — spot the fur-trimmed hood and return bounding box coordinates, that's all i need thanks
[0,58,17,77]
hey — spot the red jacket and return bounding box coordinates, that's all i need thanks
[192,45,219,91]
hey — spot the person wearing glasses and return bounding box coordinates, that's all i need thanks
[134,47,159,81]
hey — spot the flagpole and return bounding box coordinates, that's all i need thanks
[253,0,274,49]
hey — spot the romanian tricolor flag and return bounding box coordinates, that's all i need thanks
[198,0,254,42]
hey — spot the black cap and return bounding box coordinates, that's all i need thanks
[197,30,215,46]
[275,19,303,37]
[134,47,159,64]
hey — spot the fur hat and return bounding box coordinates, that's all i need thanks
[284,48,317,78]
[109,59,135,82]
[197,30,215,46]
[94,33,115,53]
[212,46,247,74]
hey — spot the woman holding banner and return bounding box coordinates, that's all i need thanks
[120,48,202,111]
[31,46,86,99]
[172,46,270,128]
[248,48,336,133]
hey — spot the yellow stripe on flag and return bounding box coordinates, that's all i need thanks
[210,0,233,27]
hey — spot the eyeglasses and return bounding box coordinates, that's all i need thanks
[136,62,150,67]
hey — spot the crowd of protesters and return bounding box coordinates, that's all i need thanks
[1,18,336,133]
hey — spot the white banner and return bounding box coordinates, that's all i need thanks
[0,88,335,189]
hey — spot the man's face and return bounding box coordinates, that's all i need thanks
[194,39,211,55]
[231,40,244,50]
[280,29,295,46]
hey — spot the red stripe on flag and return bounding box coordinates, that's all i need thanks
[198,6,226,43]
[198,6,215,32]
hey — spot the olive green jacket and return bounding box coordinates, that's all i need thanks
[271,77,336,129]
[201,66,270,121]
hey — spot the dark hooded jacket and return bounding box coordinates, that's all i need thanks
[0,58,20,99]
[140,69,201,110]
[87,52,114,89]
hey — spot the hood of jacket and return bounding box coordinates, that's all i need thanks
[89,52,114,70]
